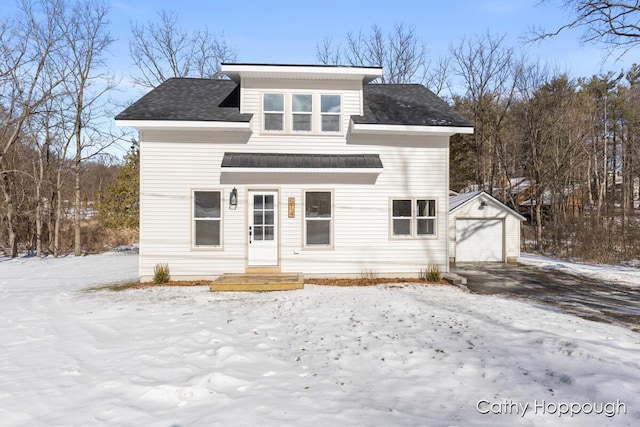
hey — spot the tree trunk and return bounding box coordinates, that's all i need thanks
[1,173,18,258]
[74,154,82,256]
[73,89,84,257]
[535,197,543,252]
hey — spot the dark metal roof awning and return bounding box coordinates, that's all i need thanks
[221,153,383,172]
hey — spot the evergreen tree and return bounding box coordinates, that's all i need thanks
[98,142,139,229]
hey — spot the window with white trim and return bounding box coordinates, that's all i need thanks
[263,93,284,131]
[416,199,436,236]
[193,191,221,247]
[391,198,437,238]
[321,94,341,132]
[292,93,312,131]
[305,191,332,246]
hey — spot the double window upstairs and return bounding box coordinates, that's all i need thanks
[262,92,342,135]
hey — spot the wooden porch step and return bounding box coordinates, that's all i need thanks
[210,273,304,292]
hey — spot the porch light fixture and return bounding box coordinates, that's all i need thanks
[230,187,238,210]
[479,201,487,209]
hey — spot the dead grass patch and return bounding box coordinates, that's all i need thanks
[307,277,451,287]
[89,277,450,291]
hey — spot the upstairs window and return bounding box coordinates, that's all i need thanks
[321,94,341,132]
[263,93,284,131]
[292,94,312,131]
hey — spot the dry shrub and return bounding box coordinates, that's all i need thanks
[81,220,138,254]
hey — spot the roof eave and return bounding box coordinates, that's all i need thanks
[115,119,252,132]
[221,63,383,83]
[449,191,527,221]
[351,122,474,136]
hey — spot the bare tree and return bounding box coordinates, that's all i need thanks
[129,10,238,88]
[56,0,115,256]
[0,0,67,257]
[533,1,640,53]
[316,24,428,84]
[450,32,523,192]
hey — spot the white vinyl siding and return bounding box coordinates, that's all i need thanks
[136,75,452,280]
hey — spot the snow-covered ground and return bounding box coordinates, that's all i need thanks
[519,254,640,288]
[1,253,638,426]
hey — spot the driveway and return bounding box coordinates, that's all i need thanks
[452,263,640,332]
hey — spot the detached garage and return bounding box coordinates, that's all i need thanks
[449,191,526,263]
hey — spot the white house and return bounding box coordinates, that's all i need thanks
[449,191,526,263]
[116,64,473,281]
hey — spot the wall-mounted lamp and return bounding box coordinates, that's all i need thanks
[479,200,487,209]
[230,187,238,210]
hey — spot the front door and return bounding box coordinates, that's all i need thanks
[248,190,278,266]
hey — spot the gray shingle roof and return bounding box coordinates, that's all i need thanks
[353,84,472,127]
[221,153,383,169]
[115,79,471,128]
[115,79,251,122]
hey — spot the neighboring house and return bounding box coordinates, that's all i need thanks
[449,191,526,263]
[115,63,473,281]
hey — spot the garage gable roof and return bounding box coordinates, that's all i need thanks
[449,191,526,221]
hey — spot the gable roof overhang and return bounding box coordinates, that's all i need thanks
[114,119,252,132]
[350,122,474,136]
[221,63,383,84]
[221,152,383,174]
[449,190,526,221]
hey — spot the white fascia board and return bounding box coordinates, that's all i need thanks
[222,167,383,174]
[115,120,252,131]
[221,64,382,83]
[351,123,474,136]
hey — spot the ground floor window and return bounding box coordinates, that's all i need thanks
[305,191,332,247]
[193,190,221,247]
[391,198,436,238]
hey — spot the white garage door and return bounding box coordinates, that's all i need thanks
[456,219,504,262]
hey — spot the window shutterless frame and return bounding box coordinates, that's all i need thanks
[192,190,222,248]
[292,93,312,132]
[320,94,341,132]
[303,190,333,248]
[390,197,438,239]
[263,93,284,132]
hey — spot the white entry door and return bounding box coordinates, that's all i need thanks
[248,191,278,266]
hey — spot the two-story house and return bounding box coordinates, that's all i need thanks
[115,64,473,282]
